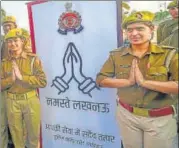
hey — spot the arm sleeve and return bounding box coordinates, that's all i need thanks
[22,56,47,88]
[96,53,115,85]
[1,62,14,90]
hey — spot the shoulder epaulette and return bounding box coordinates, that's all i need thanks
[110,46,126,53]
[165,49,177,71]
[160,45,176,50]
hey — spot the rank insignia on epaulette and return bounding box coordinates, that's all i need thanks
[57,2,84,35]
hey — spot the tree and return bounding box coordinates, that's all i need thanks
[1,8,6,42]
[122,2,130,21]
[1,8,6,23]
[122,2,130,10]
[153,10,171,25]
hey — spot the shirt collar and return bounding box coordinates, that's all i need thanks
[149,43,165,54]
[8,51,27,60]
[120,43,164,56]
[121,47,132,56]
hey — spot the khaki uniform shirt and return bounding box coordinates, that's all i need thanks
[1,51,47,93]
[96,43,178,109]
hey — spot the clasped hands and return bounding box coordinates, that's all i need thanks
[11,60,22,81]
[128,59,146,87]
[52,43,98,97]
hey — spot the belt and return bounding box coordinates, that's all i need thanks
[7,90,37,100]
[119,100,174,117]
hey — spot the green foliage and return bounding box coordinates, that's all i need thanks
[1,8,6,23]
[122,2,131,21]
[122,2,130,10]
[153,10,170,24]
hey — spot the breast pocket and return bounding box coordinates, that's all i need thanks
[115,64,130,79]
[21,60,33,75]
[146,66,168,81]
[21,66,32,75]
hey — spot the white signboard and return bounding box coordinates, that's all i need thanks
[28,1,122,148]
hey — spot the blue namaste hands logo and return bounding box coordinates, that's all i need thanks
[51,42,99,97]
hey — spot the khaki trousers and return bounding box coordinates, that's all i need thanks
[116,104,178,148]
[0,91,8,148]
[6,94,40,148]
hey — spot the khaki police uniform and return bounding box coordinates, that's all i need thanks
[96,44,178,108]
[1,29,47,148]
[1,16,16,148]
[21,28,32,53]
[96,11,178,148]
[1,16,31,148]
[157,0,178,49]
[158,0,179,137]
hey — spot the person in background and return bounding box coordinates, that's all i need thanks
[157,0,178,49]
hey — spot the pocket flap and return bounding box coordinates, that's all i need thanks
[148,66,167,76]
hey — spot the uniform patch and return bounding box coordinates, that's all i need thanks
[135,12,143,20]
